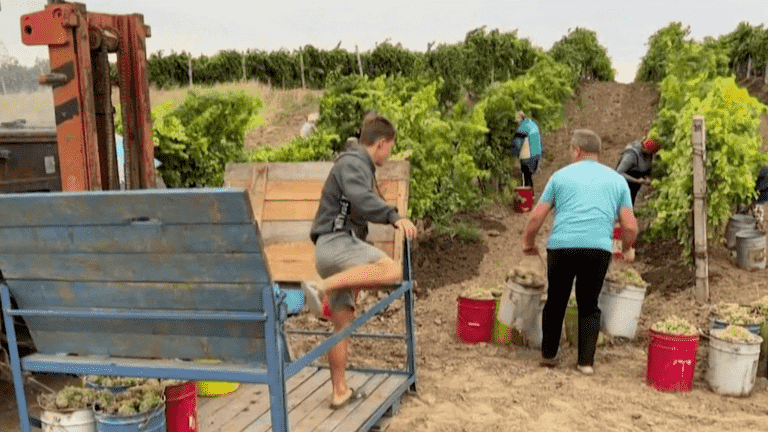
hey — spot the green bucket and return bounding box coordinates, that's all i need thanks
[492,299,514,345]
[564,303,578,346]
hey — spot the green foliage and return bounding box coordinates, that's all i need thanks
[721,22,768,72]
[473,54,573,189]
[549,27,615,84]
[636,22,690,83]
[153,91,262,187]
[247,74,488,221]
[432,219,482,243]
[462,28,540,95]
[361,43,422,78]
[646,37,768,261]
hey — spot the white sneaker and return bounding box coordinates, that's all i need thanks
[576,365,594,375]
[301,281,324,316]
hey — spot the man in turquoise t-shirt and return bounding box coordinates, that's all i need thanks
[512,111,542,190]
[522,129,637,376]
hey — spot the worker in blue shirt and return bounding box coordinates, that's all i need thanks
[512,111,542,191]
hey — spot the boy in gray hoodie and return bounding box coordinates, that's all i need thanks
[303,114,416,409]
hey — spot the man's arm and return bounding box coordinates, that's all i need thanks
[522,202,552,254]
[618,206,638,253]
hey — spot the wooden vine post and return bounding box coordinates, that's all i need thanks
[356,45,363,76]
[299,48,305,89]
[188,56,193,87]
[692,115,709,303]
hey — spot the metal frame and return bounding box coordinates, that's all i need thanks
[2,239,415,432]
[20,1,155,191]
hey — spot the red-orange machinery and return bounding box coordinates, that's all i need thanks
[20,0,155,191]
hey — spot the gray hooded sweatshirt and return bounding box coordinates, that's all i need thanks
[310,144,401,243]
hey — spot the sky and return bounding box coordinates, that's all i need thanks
[0,0,766,84]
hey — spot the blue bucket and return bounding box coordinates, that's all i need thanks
[94,403,166,432]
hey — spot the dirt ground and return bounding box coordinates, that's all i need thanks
[4,80,768,432]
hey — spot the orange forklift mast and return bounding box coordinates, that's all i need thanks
[20,0,155,191]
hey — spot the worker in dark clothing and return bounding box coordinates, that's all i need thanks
[755,166,768,205]
[615,137,661,205]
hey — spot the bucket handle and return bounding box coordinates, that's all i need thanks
[140,397,166,429]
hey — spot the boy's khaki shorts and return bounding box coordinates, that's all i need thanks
[315,231,386,311]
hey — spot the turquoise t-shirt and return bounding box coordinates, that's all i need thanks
[539,160,632,252]
[517,118,541,157]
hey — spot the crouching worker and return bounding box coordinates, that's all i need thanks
[302,114,417,409]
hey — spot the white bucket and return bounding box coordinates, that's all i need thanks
[497,281,544,330]
[41,409,96,432]
[598,281,646,339]
[706,334,763,396]
[497,281,544,347]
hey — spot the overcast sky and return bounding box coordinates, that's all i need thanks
[1,0,766,83]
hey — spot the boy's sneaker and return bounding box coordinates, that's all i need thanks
[301,281,325,316]
[576,365,594,375]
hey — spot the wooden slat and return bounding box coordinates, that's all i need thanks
[265,242,319,282]
[265,180,325,201]
[312,373,389,432]
[251,165,268,223]
[201,367,318,432]
[0,253,270,283]
[287,373,371,432]
[8,280,268,311]
[261,221,396,245]
[377,180,398,201]
[330,374,408,432]
[24,319,266,361]
[0,189,253,227]
[262,200,319,222]
[265,162,334,181]
[240,369,332,432]
[0,224,262,254]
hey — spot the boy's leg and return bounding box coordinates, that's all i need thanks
[328,304,355,406]
[573,249,612,366]
[322,255,402,292]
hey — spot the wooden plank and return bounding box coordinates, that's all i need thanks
[240,368,332,432]
[0,224,262,254]
[264,162,333,181]
[24,318,267,361]
[8,280,268,311]
[312,373,389,432]
[288,372,372,432]
[197,367,318,432]
[331,374,408,432]
[200,367,318,432]
[0,253,270,283]
[265,180,325,201]
[251,165,268,224]
[377,180,398,202]
[262,200,319,222]
[261,221,313,244]
[0,189,254,227]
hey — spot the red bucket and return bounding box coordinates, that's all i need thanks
[165,381,199,432]
[646,329,700,392]
[456,297,496,344]
[513,187,534,213]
